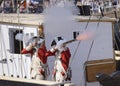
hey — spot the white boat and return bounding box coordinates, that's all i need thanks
[0,1,119,86]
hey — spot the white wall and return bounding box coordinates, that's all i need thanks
[0,24,37,78]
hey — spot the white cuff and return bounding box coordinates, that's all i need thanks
[26,46,31,51]
[26,43,33,51]
[50,48,55,53]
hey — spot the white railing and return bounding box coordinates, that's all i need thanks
[0,75,75,86]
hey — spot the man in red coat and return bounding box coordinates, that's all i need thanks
[46,36,71,83]
[21,36,49,80]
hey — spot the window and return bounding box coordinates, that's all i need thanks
[9,29,23,54]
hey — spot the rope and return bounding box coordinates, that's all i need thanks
[79,40,94,86]
[83,15,103,86]
[69,0,92,66]
[66,1,94,85]
[17,0,29,78]
[17,0,26,78]
[18,11,23,79]
[69,15,92,67]
[17,25,27,78]
[80,2,104,85]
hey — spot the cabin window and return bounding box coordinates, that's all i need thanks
[9,29,23,54]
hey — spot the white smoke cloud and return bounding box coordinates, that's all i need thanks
[44,1,79,48]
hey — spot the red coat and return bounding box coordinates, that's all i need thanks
[21,48,34,56]
[37,45,47,64]
[21,45,47,64]
[46,47,71,71]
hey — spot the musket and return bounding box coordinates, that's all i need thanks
[63,39,77,45]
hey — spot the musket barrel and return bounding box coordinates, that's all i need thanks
[63,39,76,45]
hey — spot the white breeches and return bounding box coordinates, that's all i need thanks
[55,71,65,82]
[30,56,49,80]
[31,70,44,80]
[53,59,66,82]
[36,74,44,80]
